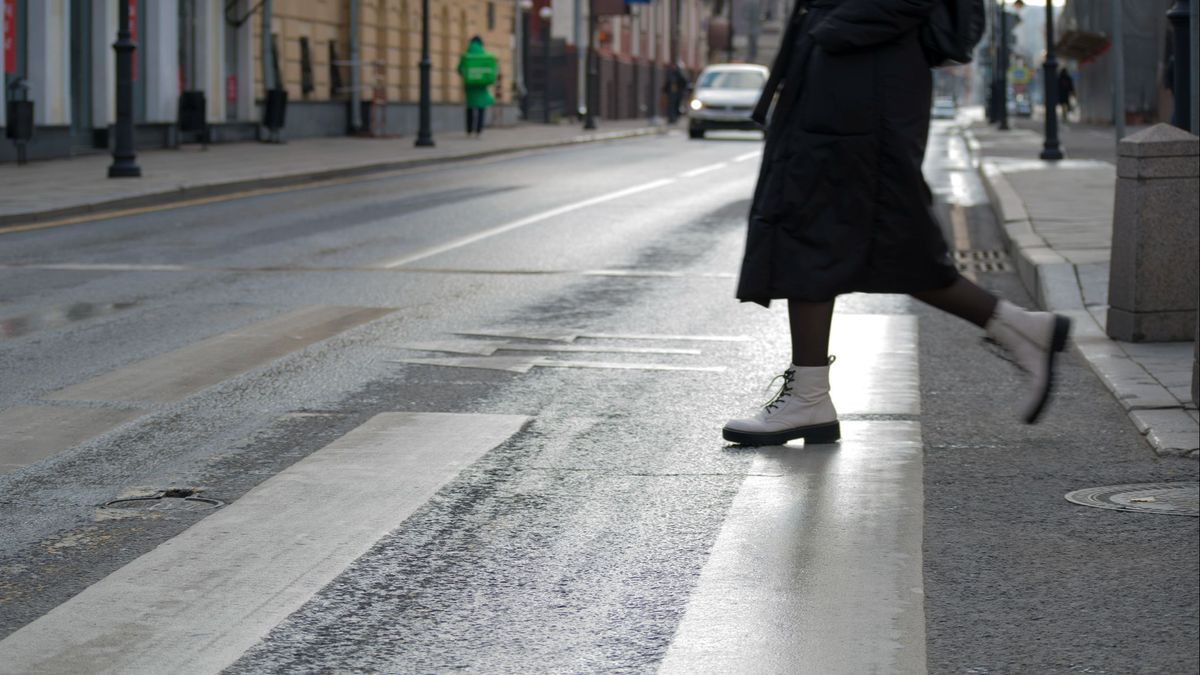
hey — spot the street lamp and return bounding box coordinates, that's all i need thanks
[996,0,1018,131]
[414,0,435,147]
[109,0,141,178]
[583,0,598,129]
[520,0,534,120]
[1040,0,1064,160]
[540,4,554,123]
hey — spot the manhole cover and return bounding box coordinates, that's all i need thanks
[103,489,224,513]
[1064,482,1199,517]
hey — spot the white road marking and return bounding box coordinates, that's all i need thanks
[659,421,926,674]
[0,262,191,272]
[390,356,542,373]
[47,306,394,404]
[533,359,725,373]
[500,343,702,355]
[661,313,925,673]
[583,332,752,342]
[0,406,146,474]
[395,340,702,356]
[679,162,729,178]
[390,356,725,373]
[457,329,751,343]
[580,269,737,279]
[376,179,676,268]
[0,412,529,675]
[828,314,920,415]
[0,263,736,280]
[733,150,763,163]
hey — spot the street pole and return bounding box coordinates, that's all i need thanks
[1112,0,1125,141]
[1167,0,1192,131]
[998,0,1010,130]
[1191,0,1199,134]
[108,0,141,178]
[987,1,998,122]
[584,0,598,129]
[350,0,361,132]
[541,5,553,123]
[1040,0,1064,160]
[415,0,435,146]
[649,0,659,123]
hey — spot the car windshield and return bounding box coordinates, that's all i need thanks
[697,70,766,90]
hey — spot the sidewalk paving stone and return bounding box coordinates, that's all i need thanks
[968,116,1199,458]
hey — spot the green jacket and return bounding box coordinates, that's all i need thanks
[457,41,498,109]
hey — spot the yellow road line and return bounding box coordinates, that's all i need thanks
[949,202,977,282]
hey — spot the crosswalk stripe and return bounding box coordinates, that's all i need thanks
[658,421,926,674]
[0,412,529,675]
[46,305,393,404]
[659,313,925,673]
[829,315,920,415]
[0,406,145,474]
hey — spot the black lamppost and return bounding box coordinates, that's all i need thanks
[1040,0,1063,159]
[1167,0,1193,131]
[540,4,554,123]
[109,0,141,178]
[997,0,1010,130]
[583,0,598,129]
[415,0,435,146]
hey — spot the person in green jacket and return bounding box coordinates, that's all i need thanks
[457,36,498,136]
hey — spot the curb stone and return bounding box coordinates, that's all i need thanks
[0,126,668,229]
[965,128,1199,459]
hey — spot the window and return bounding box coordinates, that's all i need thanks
[487,2,495,30]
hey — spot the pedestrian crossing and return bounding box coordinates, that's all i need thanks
[0,313,925,673]
[0,413,529,674]
[0,305,393,475]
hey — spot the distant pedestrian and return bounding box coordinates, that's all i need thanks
[723,0,1071,447]
[663,63,689,124]
[457,36,498,136]
[1057,67,1075,119]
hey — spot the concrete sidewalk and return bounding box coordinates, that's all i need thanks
[968,117,1198,458]
[0,120,666,228]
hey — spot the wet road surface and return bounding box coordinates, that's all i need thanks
[0,124,1196,673]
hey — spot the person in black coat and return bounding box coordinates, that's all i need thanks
[1058,67,1075,118]
[722,0,1072,447]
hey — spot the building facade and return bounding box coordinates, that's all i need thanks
[2,0,713,163]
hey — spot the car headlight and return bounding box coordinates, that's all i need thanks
[689,99,704,111]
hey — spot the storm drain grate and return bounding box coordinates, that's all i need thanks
[102,488,224,513]
[1064,482,1199,516]
[954,250,1010,274]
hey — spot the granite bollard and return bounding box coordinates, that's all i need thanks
[1106,124,1199,342]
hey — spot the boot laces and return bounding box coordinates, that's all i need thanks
[763,369,795,412]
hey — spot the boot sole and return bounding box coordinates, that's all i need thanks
[722,421,841,447]
[1024,314,1072,424]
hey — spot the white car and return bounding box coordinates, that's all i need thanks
[687,64,769,139]
[931,97,957,119]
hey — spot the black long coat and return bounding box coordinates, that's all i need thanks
[737,0,959,305]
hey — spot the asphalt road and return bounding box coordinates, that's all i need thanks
[0,124,1196,673]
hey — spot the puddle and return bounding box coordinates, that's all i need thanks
[0,301,139,339]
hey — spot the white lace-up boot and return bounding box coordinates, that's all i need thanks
[722,359,840,446]
[985,300,1072,424]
